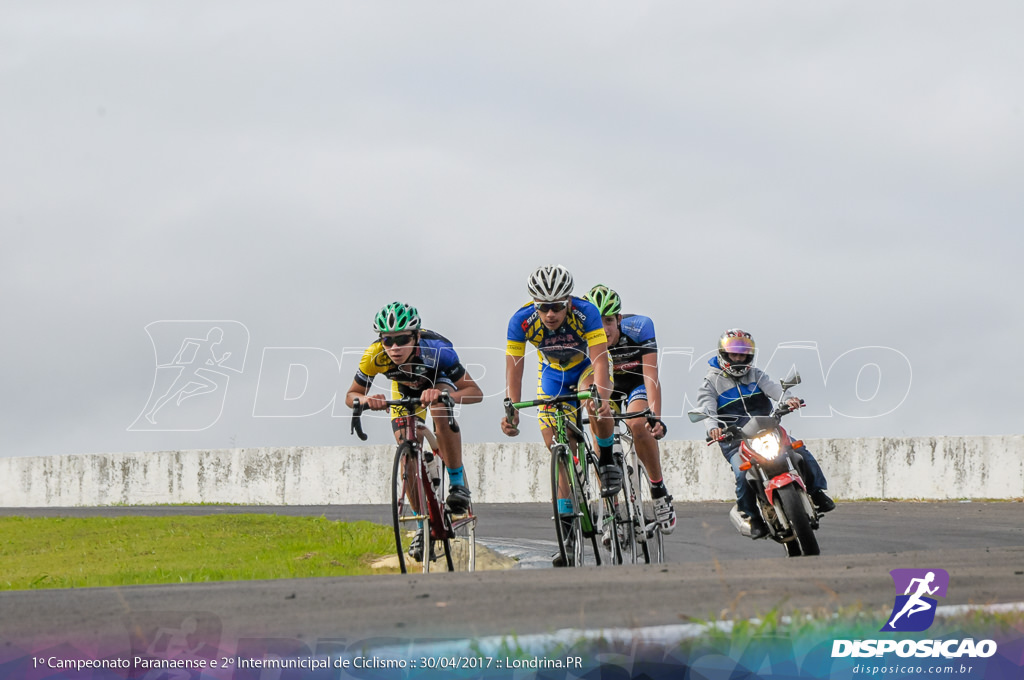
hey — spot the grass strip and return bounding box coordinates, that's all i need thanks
[0,515,396,590]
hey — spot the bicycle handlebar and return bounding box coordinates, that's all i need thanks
[504,390,596,417]
[351,392,460,441]
[614,408,652,421]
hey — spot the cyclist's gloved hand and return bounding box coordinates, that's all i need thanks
[647,417,667,440]
[364,394,389,411]
[420,388,443,406]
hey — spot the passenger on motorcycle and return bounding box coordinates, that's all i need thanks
[697,329,835,540]
[584,284,676,534]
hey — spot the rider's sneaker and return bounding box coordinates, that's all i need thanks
[446,484,472,514]
[810,489,836,514]
[408,529,437,562]
[599,464,623,498]
[743,511,769,540]
[653,494,677,535]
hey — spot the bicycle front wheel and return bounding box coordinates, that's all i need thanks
[551,444,584,568]
[392,442,436,574]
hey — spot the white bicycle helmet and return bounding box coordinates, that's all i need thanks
[527,264,574,302]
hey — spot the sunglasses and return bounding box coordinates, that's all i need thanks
[534,300,569,313]
[380,333,415,347]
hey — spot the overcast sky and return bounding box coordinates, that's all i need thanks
[3,2,1022,459]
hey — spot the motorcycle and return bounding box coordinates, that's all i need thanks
[688,371,821,557]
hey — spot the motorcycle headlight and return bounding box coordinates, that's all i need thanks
[750,431,781,460]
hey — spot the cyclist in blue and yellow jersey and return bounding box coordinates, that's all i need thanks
[344,302,482,561]
[501,265,620,566]
[584,284,676,535]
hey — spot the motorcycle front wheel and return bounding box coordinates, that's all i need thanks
[778,485,820,557]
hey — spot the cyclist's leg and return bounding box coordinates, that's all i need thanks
[430,378,471,513]
[537,367,581,566]
[625,388,676,534]
[538,368,572,499]
[579,359,620,495]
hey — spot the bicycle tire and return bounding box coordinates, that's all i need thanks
[596,456,626,565]
[637,460,665,564]
[445,510,477,572]
[391,441,414,574]
[551,444,585,567]
[392,441,441,574]
[441,467,477,572]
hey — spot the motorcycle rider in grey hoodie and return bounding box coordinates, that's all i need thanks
[697,329,835,539]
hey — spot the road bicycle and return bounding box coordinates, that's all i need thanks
[602,407,666,564]
[504,390,615,568]
[351,393,476,574]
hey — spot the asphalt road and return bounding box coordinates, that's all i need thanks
[1,502,1022,650]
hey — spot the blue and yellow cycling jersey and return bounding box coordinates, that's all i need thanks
[508,297,608,430]
[506,297,607,373]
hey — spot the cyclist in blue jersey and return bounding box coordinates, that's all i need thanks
[501,265,619,566]
[584,285,676,535]
[344,302,482,561]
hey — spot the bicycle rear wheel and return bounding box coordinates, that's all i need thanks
[596,456,627,565]
[614,454,642,564]
[637,460,665,564]
[444,510,477,572]
[551,444,584,567]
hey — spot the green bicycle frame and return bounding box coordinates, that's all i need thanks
[513,390,596,535]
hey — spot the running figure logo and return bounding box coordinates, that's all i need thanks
[129,321,249,431]
[881,568,950,632]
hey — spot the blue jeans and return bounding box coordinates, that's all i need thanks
[720,440,828,515]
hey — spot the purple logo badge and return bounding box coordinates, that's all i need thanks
[881,568,949,632]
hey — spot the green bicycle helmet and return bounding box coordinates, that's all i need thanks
[373,302,421,333]
[585,284,622,317]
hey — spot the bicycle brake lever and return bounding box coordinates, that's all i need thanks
[441,391,460,433]
[351,398,368,441]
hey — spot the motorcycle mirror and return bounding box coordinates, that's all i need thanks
[780,370,802,391]
[687,409,710,423]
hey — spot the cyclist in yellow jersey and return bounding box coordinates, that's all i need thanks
[344,302,482,561]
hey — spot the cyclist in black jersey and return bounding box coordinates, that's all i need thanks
[585,285,676,534]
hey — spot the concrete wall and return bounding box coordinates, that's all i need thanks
[1,436,1022,507]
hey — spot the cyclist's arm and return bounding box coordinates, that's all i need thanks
[344,378,389,410]
[587,339,613,401]
[448,371,483,405]
[640,352,662,419]
[344,378,369,408]
[346,345,389,411]
[505,353,525,404]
